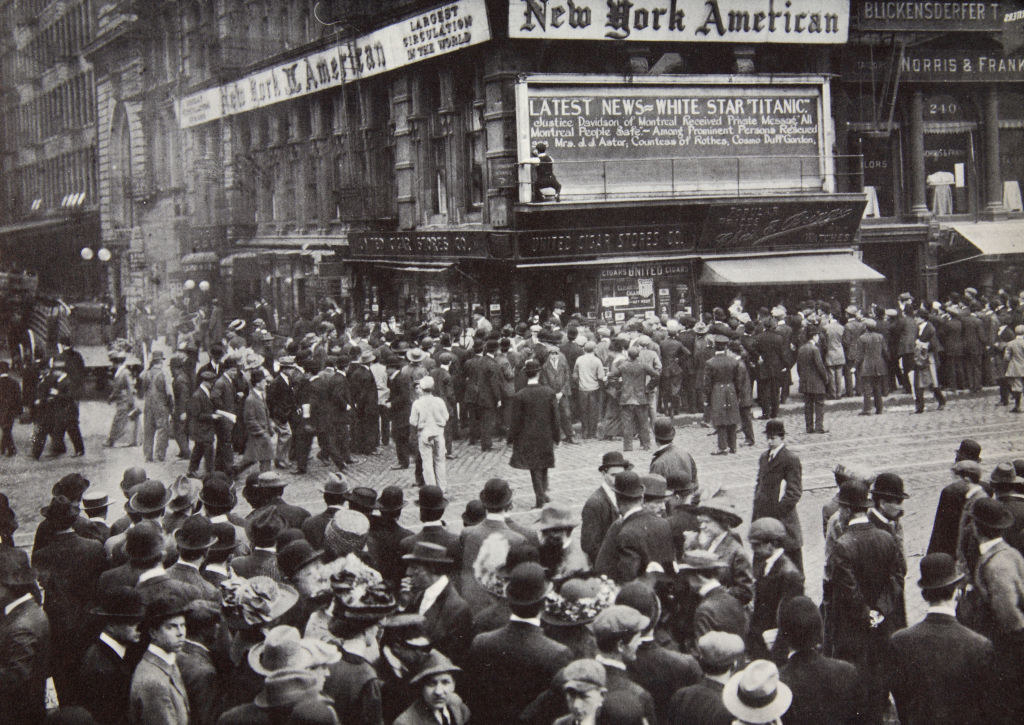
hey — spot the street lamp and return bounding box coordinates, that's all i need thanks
[198,280,210,292]
[80,247,94,260]
[97,247,112,262]
[184,279,196,290]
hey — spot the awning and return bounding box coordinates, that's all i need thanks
[950,221,1024,257]
[518,254,695,269]
[0,217,75,238]
[700,252,885,286]
[181,251,218,267]
[372,261,453,273]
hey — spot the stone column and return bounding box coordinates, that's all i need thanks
[983,84,1005,218]
[910,89,929,219]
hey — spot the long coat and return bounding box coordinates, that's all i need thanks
[1006,336,1024,378]
[594,509,674,583]
[242,391,273,462]
[973,538,1024,642]
[650,443,699,490]
[507,382,559,470]
[0,595,50,724]
[580,485,617,565]
[704,352,742,426]
[419,579,474,665]
[752,446,804,548]
[796,341,829,395]
[750,552,804,653]
[780,650,863,725]
[187,386,216,443]
[129,649,190,725]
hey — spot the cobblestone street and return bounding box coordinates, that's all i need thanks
[3,387,1024,622]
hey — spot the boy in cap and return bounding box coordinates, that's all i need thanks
[554,659,607,725]
[668,631,745,725]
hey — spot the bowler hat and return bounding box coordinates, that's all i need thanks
[748,517,788,544]
[598,451,633,472]
[120,467,148,495]
[317,473,349,498]
[209,523,237,554]
[345,487,378,511]
[653,417,676,443]
[764,419,785,438]
[506,562,550,606]
[836,480,870,509]
[695,499,743,529]
[612,471,645,500]
[90,585,145,620]
[129,480,171,514]
[0,547,35,588]
[144,595,188,629]
[167,476,201,513]
[523,358,542,377]
[376,485,405,513]
[640,474,670,501]
[253,669,321,709]
[723,660,792,724]
[82,491,110,511]
[125,521,164,562]
[402,541,454,566]
[956,439,982,462]
[40,495,80,525]
[538,502,579,531]
[174,514,217,550]
[666,471,697,495]
[52,473,90,501]
[480,478,513,509]
[989,462,1024,489]
[968,497,1014,530]
[462,500,485,527]
[870,472,909,501]
[675,550,727,574]
[416,485,447,511]
[917,552,965,590]
[591,604,649,639]
[200,476,236,509]
[246,508,287,548]
[409,650,462,686]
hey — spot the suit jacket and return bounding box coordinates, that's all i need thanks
[540,350,573,396]
[580,485,617,565]
[420,580,473,665]
[32,530,106,640]
[467,620,572,724]
[605,665,657,725]
[0,374,21,424]
[394,694,470,725]
[887,613,994,725]
[458,519,527,610]
[694,585,749,641]
[367,516,413,586]
[0,596,50,724]
[229,549,282,581]
[754,329,788,378]
[302,505,341,550]
[974,538,1024,641]
[628,640,702,722]
[166,562,220,602]
[507,383,559,471]
[780,649,863,725]
[471,355,504,408]
[266,371,297,424]
[752,446,804,548]
[594,509,674,583]
[668,676,731,725]
[129,649,190,725]
[710,531,755,606]
[611,358,656,405]
[928,479,974,557]
[187,386,217,442]
[177,640,220,725]
[797,341,829,395]
[74,638,134,725]
[650,443,699,490]
[854,331,889,377]
[750,552,804,644]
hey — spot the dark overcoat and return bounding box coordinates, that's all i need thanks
[507,382,559,470]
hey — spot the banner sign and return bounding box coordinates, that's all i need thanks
[508,0,849,43]
[518,77,827,199]
[177,0,490,128]
[853,1,1003,30]
[349,231,491,259]
[843,47,1024,82]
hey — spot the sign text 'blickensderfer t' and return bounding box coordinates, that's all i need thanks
[509,0,850,43]
[853,1,1004,31]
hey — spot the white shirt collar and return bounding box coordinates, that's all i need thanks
[175,559,200,571]
[208,514,230,524]
[595,654,627,671]
[254,546,276,553]
[602,482,617,506]
[848,514,870,526]
[979,537,1003,556]
[764,548,785,575]
[4,592,34,617]
[622,505,644,521]
[485,512,505,523]
[100,631,128,660]
[927,602,958,618]
[418,575,450,616]
[137,565,166,583]
[699,580,720,597]
[769,442,786,459]
[148,643,176,667]
[508,614,541,627]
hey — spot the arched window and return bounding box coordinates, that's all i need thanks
[110,104,132,226]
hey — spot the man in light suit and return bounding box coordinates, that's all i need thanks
[854,318,889,415]
[594,470,674,583]
[581,451,632,566]
[235,367,273,475]
[752,419,804,571]
[130,596,190,725]
[106,349,139,448]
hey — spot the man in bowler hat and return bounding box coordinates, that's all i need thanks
[594,471,674,584]
[581,451,633,566]
[402,541,472,665]
[507,358,560,508]
[752,419,804,571]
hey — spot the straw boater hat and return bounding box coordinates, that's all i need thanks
[722,659,793,724]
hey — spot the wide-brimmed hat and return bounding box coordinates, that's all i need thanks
[227,319,246,333]
[538,502,578,531]
[989,462,1024,489]
[40,495,80,525]
[167,476,201,513]
[0,547,35,588]
[723,660,792,724]
[409,650,462,686]
[406,348,427,363]
[248,625,339,675]
[836,480,870,509]
[246,508,287,548]
[612,471,644,499]
[174,514,217,551]
[675,550,727,574]
[253,669,321,709]
[507,562,550,606]
[748,517,788,544]
[52,473,90,501]
[90,585,145,620]
[870,472,909,501]
[129,480,171,514]
[200,476,236,509]
[695,500,743,529]
[693,321,709,334]
[917,552,965,590]
[640,474,670,501]
[598,451,633,472]
[653,417,675,443]
[345,487,378,511]
[480,478,513,509]
[543,577,616,627]
[402,541,454,566]
[222,576,300,628]
[376,485,405,513]
[416,485,448,511]
[333,581,397,623]
[968,497,1014,530]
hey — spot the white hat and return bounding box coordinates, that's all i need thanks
[722,659,792,724]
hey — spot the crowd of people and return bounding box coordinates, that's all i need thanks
[0,286,1022,723]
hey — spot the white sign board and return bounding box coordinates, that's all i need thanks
[177,0,490,128]
[509,0,849,43]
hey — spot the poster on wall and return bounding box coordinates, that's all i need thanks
[517,75,831,201]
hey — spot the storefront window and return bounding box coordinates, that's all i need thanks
[999,92,1024,214]
[923,94,976,216]
[851,131,899,218]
